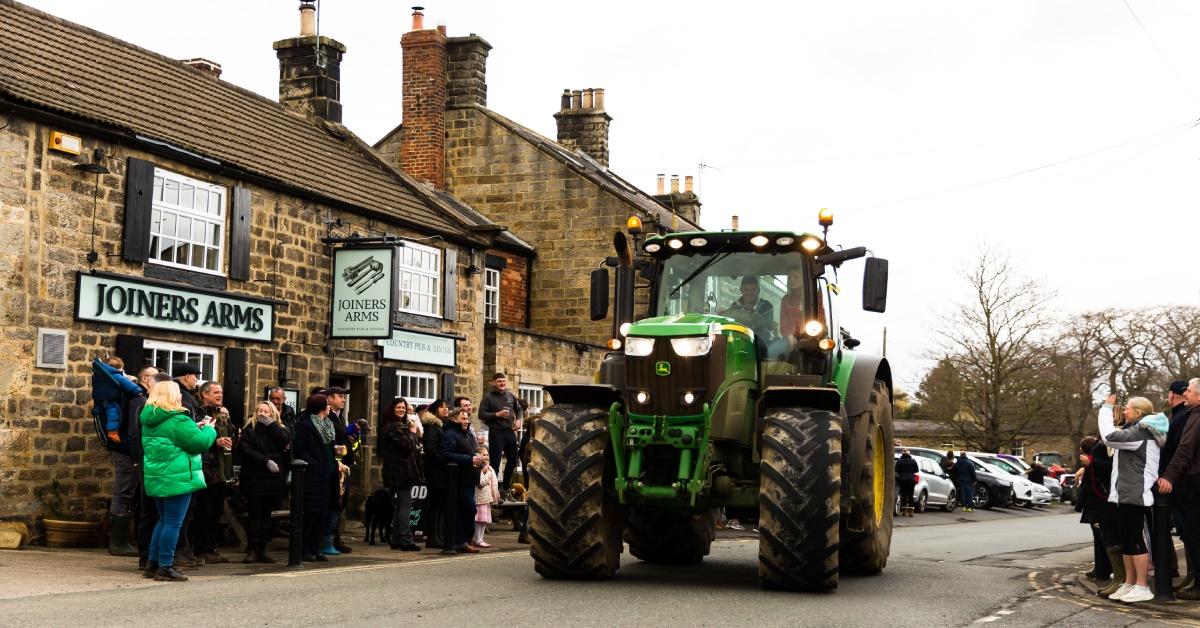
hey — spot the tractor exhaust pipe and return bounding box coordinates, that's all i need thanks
[613,232,635,336]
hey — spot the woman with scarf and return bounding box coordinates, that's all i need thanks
[379,397,423,551]
[292,393,337,562]
[236,401,290,564]
[1098,394,1169,604]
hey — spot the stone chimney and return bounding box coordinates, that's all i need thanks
[652,173,702,226]
[181,58,222,79]
[554,88,611,166]
[400,6,448,187]
[273,1,347,122]
[446,34,491,109]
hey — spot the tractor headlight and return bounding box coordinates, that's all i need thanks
[635,391,650,404]
[682,391,696,405]
[619,322,632,337]
[670,335,713,357]
[625,336,655,357]
[804,320,824,337]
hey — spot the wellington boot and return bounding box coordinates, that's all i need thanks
[319,535,341,556]
[107,514,139,557]
[1098,547,1126,597]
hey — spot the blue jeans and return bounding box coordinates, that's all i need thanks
[150,493,192,568]
[958,481,975,508]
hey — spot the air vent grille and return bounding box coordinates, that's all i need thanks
[36,328,68,369]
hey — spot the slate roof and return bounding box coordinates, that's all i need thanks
[430,189,535,253]
[0,0,482,240]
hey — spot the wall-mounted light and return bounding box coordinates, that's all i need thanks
[466,249,483,275]
[74,148,110,267]
[277,352,291,386]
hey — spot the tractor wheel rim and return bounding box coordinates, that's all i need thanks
[872,425,885,524]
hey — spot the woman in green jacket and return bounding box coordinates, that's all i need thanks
[140,381,217,582]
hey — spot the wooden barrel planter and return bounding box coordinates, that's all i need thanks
[42,519,100,548]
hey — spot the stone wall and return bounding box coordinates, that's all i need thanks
[483,325,605,395]
[0,114,485,521]
[445,108,638,346]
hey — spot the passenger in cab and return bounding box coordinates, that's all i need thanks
[720,275,776,341]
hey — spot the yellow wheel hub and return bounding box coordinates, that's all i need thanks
[872,426,885,524]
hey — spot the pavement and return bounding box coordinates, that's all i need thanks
[2,507,1199,626]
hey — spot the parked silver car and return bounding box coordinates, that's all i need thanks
[894,452,958,513]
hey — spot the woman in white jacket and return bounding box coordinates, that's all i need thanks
[1098,394,1169,604]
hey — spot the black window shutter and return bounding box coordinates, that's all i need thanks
[378,366,399,438]
[440,372,456,405]
[442,248,457,321]
[229,187,252,281]
[122,158,155,262]
[114,334,144,371]
[223,347,248,428]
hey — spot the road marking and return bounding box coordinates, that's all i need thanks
[256,551,519,578]
[974,616,1000,623]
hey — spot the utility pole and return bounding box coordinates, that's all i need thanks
[882,326,887,358]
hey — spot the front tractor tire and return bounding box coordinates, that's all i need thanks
[528,404,624,579]
[840,380,895,575]
[758,406,842,591]
[625,509,717,565]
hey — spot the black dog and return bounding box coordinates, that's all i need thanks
[363,489,393,546]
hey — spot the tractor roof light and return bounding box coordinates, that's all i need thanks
[667,239,684,250]
[775,236,795,247]
[818,208,834,227]
[627,216,643,235]
[801,237,822,252]
[645,242,662,253]
[619,322,632,336]
[749,235,769,247]
[689,237,708,247]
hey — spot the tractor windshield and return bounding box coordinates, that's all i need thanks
[655,251,810,343]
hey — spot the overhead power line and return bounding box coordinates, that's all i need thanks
[1122,0,1200,107]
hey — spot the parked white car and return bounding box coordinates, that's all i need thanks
[967,453,1051,507]
[985,454,1062,500]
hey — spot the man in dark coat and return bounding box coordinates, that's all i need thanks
[1161,381,1193,590]
[268,387,297,439]
[323,386,354,554]
[953,454,978,512]
[1026,462,1047,487]
[1157,379,1200,598]
[421,401,448,549]
[479,373,522,490]
[895,449,919,516]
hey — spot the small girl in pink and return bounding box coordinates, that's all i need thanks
[473,448,501,548]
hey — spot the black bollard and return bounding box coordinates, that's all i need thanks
[1153,488,1176,602]
[288,459,308,567]
[442,462,458,555]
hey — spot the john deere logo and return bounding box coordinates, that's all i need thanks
[655,361,671,376]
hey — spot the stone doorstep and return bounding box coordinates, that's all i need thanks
[1060,554,1200,620]
[0,528,530,600]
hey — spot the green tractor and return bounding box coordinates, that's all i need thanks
[527,210,894,591]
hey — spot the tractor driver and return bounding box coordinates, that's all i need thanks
[719,275,777,341]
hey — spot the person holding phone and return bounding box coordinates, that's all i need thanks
[139,381,217,581]
[480,373,522,490]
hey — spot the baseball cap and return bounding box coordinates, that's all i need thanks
[1169,380,1189,395]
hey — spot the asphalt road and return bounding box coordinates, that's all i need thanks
[0,508,1186,627]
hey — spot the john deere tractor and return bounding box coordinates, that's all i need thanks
[527,210,893,591]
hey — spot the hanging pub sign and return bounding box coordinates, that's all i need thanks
[330,247,396,339]
[75,272,274,342]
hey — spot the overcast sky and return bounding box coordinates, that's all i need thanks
[21,1,1200,391]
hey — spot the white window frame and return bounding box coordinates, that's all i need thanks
[397,370,437,407]
[484,267,500,324]
[148,168,227,276]
[142,339,220,384]
[940,443,955,452]
[1011,442,1025,458]
[519,384,545,415]
[397,241,442,317]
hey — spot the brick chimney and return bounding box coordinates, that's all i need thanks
[273,1,347,122]
[554,88,611,166]
[652,173,702,226]
[446,35,491,109]
[400,7,448,188]
[181,58,222,79]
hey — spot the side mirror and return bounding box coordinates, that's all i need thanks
[590,268,610,321]
[863,257,889,313]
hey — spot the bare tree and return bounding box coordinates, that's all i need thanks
[926,248,1057,452]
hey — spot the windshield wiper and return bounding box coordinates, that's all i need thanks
[668,244,732,298]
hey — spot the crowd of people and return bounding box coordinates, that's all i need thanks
[1075,378,1200,605]
[100,357,529,583]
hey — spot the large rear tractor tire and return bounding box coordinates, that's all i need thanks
[625,509,717,565]
[839,380,895,575]
[758,406,842,591]
[528,404,624,579]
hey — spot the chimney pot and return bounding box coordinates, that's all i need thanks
[656,174,665,195]
[593,88,605,110]
[732,215,739,231]
[411,6,425,31]
[437,21,447,35]
[684,175,693,193]
[582,88,594,109]
[299,2,316,37]
[571,89,583,110]
[670,175,680,194]
[560,89,572,112]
